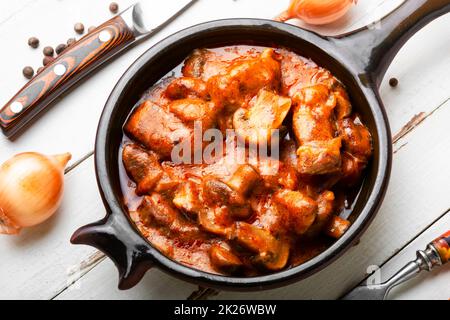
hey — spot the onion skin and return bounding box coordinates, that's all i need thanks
[276,0,356,25]
[0,152,71,235]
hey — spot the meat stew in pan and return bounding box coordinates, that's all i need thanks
[119,46,373,276]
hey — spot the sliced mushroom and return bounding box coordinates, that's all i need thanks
[233,90,292,145]
[202,177,252,220]
[182,49,208,78]
[231,222,290,271]
[122,144,163,196]
[203,177,244,205]
[209,242,243,273]
[182,49,232,81]
[273,190,318,235]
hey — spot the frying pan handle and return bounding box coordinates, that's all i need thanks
[71,212,154,290]
[333,0,450,88]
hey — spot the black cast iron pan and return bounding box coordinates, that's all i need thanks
[71,0,450,291]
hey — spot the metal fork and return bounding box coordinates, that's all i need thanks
[342,230,450,300]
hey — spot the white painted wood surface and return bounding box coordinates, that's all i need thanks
[0,0,449,300]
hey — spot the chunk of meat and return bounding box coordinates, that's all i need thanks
[209,242,243,273]
[231,222,290,271]
[172,180,203,214]
[226,164,260,196]
[208,49,282,109]
[293,84,342,174]
[125,101,191,158]
[325,216,351,239]
[316,191,335,226]
[273,190,318,235]
[337,117,373,161]
[280,48,352,120]
[137,193,200,241]
[165,77,208,100]
[183,49,232,80]
[293,84,336,141]
[251,195,288,236]
[233,89,292,145]
[281,49,335,95]
[333,85,352,120]
[255,156,299,190]
[154,163,182,195]
[182,48,260,81]
[168,98,218,128]
[122,144,163,196]
[296,138,342,175]
[305,191,335,237]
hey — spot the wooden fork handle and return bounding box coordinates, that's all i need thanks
[0,15,135,138]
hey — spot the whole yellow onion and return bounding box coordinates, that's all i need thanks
[0,152,71,235]
[276,0,357,25]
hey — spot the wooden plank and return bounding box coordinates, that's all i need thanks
[215,98,450,299]
[54,259,197,300]
[0,0,34,25]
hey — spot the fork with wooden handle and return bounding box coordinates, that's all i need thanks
[342,230,450,300]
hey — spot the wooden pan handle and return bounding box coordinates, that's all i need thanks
[0,15,135,138]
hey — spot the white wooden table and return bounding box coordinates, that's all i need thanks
[0,0,449,300]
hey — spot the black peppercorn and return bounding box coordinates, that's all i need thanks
[67,38,76,46]
[23,66,34,79]
[109,2,119,14]
[43,56,54,66]
[74,23,85,34]
[56,43,67,55]
[43,46,54,57]
[389,78,399,87]
[37,67,44,74]
[28,37,39,49]
[88,26,96,33]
